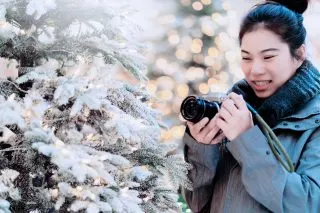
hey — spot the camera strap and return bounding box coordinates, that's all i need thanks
[246,103,295,172]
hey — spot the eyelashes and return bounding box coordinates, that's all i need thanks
[241,56,276,61]
[264,56,275,60]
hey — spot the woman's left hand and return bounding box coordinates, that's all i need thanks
[216,92,254,141]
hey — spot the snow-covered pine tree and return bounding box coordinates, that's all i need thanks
[0,0,192,212]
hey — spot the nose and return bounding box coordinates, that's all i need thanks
[250,60,265,75]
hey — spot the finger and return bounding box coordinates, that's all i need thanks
[199,114,219,137]
[193,117,209,134]
[202,126,221,144]
[221,99,238,116]
[186,121,193,132]
[228,93,247,110]
[210,132,226,144]
[228,92,239,100]
[216,116,228,132]
[219,107,233,122]
[186,121,193,128]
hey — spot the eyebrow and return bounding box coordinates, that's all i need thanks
[241,48,280,54]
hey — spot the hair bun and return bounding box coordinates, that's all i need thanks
[267,0,309,14]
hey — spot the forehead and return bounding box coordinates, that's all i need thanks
[241,28,287,53]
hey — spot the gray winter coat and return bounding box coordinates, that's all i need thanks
[181,94,320,213]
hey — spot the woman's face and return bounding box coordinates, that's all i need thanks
[240,28,303,98]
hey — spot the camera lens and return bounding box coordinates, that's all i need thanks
[180,96,220,123]
[183,97,199,118]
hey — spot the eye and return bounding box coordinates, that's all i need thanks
[264,56,275,60]
[242,57,252,61]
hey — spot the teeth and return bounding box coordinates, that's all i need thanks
[254,81,270,86]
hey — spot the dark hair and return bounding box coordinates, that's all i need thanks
[239,0,310,60]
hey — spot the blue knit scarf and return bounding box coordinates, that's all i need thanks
[230,60,320,127]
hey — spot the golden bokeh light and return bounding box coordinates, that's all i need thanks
[193,54,204,64]
[192,1,204,11]
[156,76,175,90]
[176,83,189,97]
[208,47,219,57]
[180,0,191,6]
[157,90,174,101]
[212,13,226,25]
[186,67,205,81]
[201,0,212,5]
[171,125,186,139]
[160,125,186,141]
[156,58,168,70]
[146,80,157,94]
[212,61,222,71]
[199,83,210,94]
[191,38,203,53]
[175,48,188,60]
[208,77,219,85]
[168,34,180,45]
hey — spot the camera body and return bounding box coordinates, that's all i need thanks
[180,96,221,123]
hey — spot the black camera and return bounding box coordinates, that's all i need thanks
[180,96,220,123]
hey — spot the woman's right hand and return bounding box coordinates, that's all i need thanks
[187,114,225,145]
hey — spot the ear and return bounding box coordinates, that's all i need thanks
[294,44,306,68]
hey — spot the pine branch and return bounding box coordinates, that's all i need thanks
[0,80,28,94]
[0,147,27,152]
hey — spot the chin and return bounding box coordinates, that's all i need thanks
[254,90,274,98]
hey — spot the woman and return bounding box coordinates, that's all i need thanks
[181,0,320,212]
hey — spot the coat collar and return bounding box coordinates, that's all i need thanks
[273,93,320,131]
[281,93,320,120]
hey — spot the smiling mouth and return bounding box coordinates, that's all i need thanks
[251,80,272,90]
[253,80,272,85]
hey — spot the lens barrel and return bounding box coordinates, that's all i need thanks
[180,96,220,123]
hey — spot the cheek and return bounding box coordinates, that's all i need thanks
[269,59,294,81]
[240,62,250,77]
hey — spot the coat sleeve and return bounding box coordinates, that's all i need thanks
[180,129,221,213]
[226,125,320,213]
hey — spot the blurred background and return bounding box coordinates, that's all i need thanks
[127,0,320,146]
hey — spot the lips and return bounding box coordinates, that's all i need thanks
[251,80,272,91]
